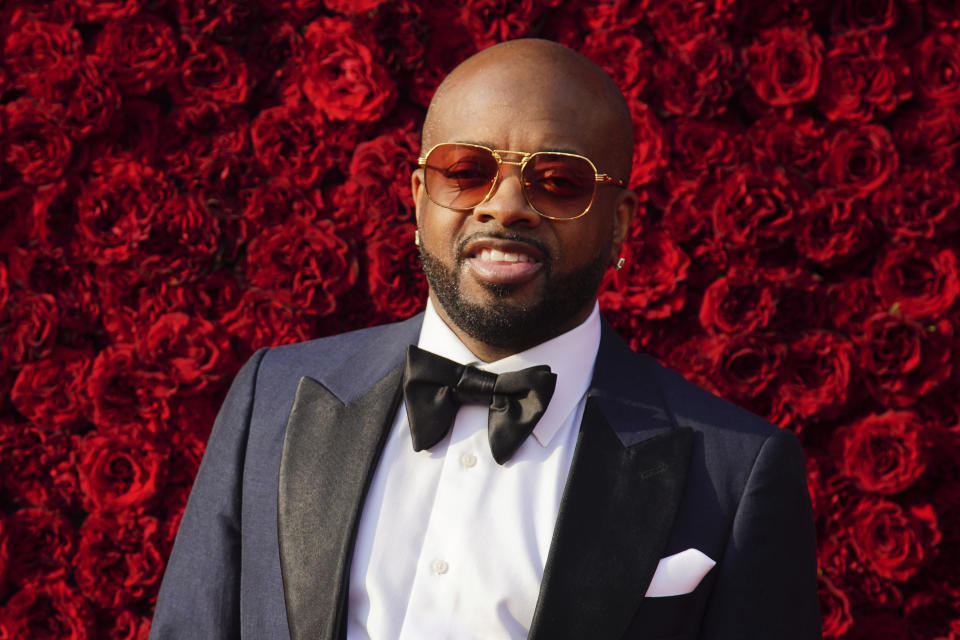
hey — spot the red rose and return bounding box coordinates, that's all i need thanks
[2,98,72,186]
[817,33,911,123]
[673,33,737,116]
[325,0,388,13]
[336,126,419,227]
[87,344,174,432]
[251,104,332,188]
[582,0,646,32]
[160,102,251,185]
[243,216,358,315]
[36,56,121,139]
[77,429,167,512]
[257,0,324,22]
[627,101,668,189]
[856,312,952,407]
[94,14,179,96]
[136,312,234,395]
[104,609,152,640]
[90,98,163,162]
[300,17,395,122]
[712,165,800,250]
[778,330,856,419]
[4,508,77,588]
[819,124,898,194]
[458,0,541,49]
[769,274,829,332]
[222,289,317,351]
[663,118,739,190]
[365,223,427,321]
[850,498,941,581]
[914,30,960,105]
[74,513,165,611]
[367,0,426,73]
[653,55,709,117]
[171,0,253,38]
[0,420,80,512]
[747,113,825,179]
[0,579,95,640]
[408,27,474,107]
[711,331,784,402]
[818,574,853,639]
[871,168,960,239]
[11,346,93,432]
[137,195,220,284]
[236,178,322,244]
[698,270,778,334]
[827,277,880,333]
[581,29,653,97]
[834,411,927,494]
[829,0,899,33]
[599,228,690,320]
[76,160,174,267]
[0,290,59,368]
[892,105,960,171]
[176,36,250,105]
[797,189,875,267]
[744,26,824,106]
[2,11,81,90]
[95,267,152,343]
[75,0,143,22]
[0,262,8,311]
[646,1,716,50]
[873,240,960,319]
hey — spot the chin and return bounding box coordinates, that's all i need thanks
[419,246,606,352]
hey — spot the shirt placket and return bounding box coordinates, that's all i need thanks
[398,405,490,640]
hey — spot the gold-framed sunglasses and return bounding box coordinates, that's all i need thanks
[417,142,626,221]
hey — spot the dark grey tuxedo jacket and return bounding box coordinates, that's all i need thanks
[150,314,821,640]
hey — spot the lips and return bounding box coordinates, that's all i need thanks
[462,238,545,285]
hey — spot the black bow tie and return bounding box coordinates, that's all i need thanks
[402,345,557,465]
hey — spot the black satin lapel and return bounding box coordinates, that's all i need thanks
[529,398,694,640]
[278,367,404,640]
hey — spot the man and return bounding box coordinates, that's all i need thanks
[151,39,821,639]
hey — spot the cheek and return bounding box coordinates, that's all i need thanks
[418,204,464,258]
[553,217,614,267]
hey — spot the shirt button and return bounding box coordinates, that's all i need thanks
[461,452,477,468]
[432,559,449,575]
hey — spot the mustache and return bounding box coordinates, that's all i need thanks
[454,231,551,261]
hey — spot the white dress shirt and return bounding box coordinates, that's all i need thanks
[346,299,601,640]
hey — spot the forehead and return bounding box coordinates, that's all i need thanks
[425,64,617,163]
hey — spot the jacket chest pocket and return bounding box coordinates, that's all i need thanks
[622,575,713,639]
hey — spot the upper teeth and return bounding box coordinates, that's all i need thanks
[479,248,532,263]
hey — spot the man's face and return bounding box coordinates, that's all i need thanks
[412,65,635,356]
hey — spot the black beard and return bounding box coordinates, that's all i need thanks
[418,240,609,354]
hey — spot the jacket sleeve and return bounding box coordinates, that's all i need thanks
[149,348,268,639]
[699,428,822,640]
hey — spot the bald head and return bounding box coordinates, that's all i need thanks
[422,39,635,182]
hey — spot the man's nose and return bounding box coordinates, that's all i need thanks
[470,167,541,228]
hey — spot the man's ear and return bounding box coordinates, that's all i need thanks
[411,168,425,226]
[610,188,639,265]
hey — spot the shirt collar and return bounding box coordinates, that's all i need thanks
[417,298,601,448]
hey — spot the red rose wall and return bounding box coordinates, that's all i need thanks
[0,0,958,637]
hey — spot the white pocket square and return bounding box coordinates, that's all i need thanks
[644,548,716,597]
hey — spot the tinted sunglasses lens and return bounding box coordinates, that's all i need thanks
[523,153,596,219]
[423,144,498,209]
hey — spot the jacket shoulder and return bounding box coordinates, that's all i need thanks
[649,358,782,442]
[253,313,422,404]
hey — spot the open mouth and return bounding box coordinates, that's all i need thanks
[462,238,545,285]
